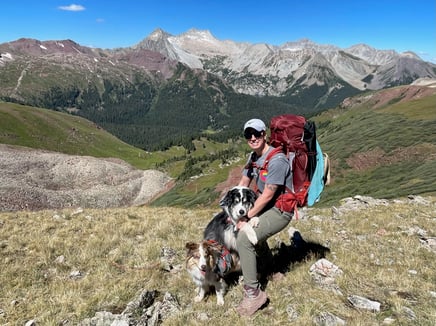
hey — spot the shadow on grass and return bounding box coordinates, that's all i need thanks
[223,231,330,289]
[273,230,330,274]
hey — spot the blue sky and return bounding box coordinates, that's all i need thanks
[2,1,435,63]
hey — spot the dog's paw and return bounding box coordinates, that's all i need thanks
[194,288,205,303]
[194,294,204,303]
[216,296,225,306]
[249,216,260,228]
[241,224,258,245]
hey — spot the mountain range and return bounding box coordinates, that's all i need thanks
[136,28,435,94]
[1,28,435,150]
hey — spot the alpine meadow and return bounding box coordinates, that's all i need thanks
[1,30,436,325]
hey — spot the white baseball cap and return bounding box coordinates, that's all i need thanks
[243,118,266,132]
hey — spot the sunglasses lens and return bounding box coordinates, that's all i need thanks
[244,130,262,139]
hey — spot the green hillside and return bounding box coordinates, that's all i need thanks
[2,88,436,208]
[314,92,436,205]
[154,90,436,207]
[0,101,243,182]
[0,102,155,170]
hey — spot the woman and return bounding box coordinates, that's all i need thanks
[235,118,293,316]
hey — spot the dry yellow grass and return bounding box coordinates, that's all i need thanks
[1,197,436,325]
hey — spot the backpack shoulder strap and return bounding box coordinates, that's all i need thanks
[246,147,283,195]
[262,146,293,195]
[244,146,283,170]
[244,152,257,170]
[261,147,283,170]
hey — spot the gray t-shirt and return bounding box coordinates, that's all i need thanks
[243,146,293,194]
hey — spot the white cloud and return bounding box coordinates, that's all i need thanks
[58,4,85,12]
[96,18,105,23]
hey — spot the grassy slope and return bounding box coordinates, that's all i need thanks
[1,92,436,324]
[154,92,436,208]
[1,199,435,325]
[0,102,157,170]
[314,93,436,205]
[150,138,248,206]
[0,102,243,178]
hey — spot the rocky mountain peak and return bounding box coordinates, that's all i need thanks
[168,28,240,59]
[6,38,95,57]
[147,28,172,42]
[1,28,435,113]
[346,44,400,65]
[281,39,339,54]
[181,28,215,40]
[112,28,436,95]
[400,51,421,60]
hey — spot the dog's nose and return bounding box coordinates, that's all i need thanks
[200,265,206,271]
[239,209,246,215]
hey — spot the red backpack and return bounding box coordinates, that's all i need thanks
[258,114,320,217]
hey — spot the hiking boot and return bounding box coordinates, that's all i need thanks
[236,285,268,316]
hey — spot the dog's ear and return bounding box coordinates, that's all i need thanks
[219,190,232,208]
[185,242,198,251]
[247,188,258,203]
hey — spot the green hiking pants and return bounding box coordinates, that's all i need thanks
[236,207,292,289]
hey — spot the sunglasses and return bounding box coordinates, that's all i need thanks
[244,129,263,140]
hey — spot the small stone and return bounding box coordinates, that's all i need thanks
[55,255,65,264]
[313,311,346,326]
[286,304,299,321]
[310,258,343,278]
[71,207,84,216]
[382,317,396,324]
[69,270,85,279]
[347,295,381,312]
[197,312,209,321]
